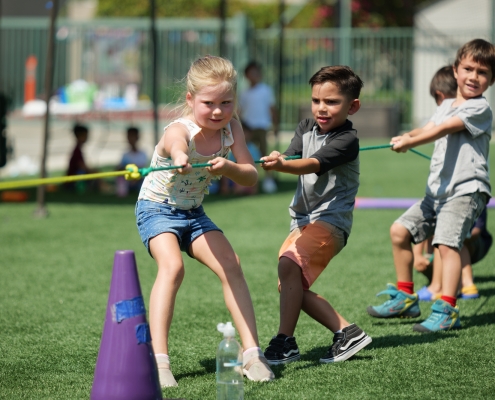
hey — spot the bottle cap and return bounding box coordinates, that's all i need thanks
[217,322,235,337]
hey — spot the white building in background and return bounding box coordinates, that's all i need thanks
[413,0,495,127]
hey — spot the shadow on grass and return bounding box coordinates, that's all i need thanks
[170,357,215,382]
[3,178,298,206]
[365,332,459,348]
[474,275,495,284]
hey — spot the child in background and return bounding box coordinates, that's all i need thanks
[239,61,278,193]
[116,126,148,197]
[368,39,495,332]
[135,55,275,387]
[261,65,372,365]
[67,123,91,177]
[65,123,97,192]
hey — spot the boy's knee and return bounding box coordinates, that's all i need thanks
[390,222,411,245]
[437,243,460,257]
[278,257,302,282]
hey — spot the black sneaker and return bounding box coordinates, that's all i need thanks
[263,334,300,365]
[319,324,372,363]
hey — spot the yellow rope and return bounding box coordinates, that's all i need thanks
[0,170,129,191]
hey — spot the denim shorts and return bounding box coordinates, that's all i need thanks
[135,200,222,258]
[396,192,487,250]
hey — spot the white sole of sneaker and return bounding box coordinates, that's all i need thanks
[319,335,372,363]
[243,368,275,382]
[265,354,301,366]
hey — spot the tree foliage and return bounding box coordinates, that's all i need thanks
[96,0,431,29]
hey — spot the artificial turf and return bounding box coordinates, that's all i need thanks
[1,142,495,399]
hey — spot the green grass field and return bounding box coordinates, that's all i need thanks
[1,142,495,399]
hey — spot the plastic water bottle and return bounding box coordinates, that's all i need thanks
[216,322,243,400]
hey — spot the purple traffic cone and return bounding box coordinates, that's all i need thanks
[90,250,162,400]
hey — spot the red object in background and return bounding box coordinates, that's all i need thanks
[1,191,28,202]
[24,55,38,103]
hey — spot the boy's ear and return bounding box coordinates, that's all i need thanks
[347,99,361,116]
[453,65,459,79]
[435,91,446,106]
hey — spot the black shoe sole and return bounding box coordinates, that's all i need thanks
[265,354,300,366]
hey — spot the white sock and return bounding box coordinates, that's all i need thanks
[243,347,261,357]
[155,354,170,364]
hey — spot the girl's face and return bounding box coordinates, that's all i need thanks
[454,55,493,100]
[186,83,235,134]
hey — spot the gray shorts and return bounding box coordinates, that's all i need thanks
[396,192,488,250]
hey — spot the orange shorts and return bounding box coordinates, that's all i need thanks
[278,221,346,290]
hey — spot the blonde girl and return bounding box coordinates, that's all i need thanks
[135,55,275,387]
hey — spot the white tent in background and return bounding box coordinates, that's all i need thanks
[413,0,495,127]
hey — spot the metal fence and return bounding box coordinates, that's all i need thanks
[0,16,483,131]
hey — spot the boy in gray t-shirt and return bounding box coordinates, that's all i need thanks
[368,38,495,332]
[261,66,372,366]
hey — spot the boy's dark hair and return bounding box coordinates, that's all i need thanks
[309,65,364,99]
[430,66,457,101]
[244,60,261,75]
[127,126,139,136]
[454,38,495,79]
[72,123,88,137]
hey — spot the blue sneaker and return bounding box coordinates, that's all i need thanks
[367,284,421,318]
[413,299,461,332]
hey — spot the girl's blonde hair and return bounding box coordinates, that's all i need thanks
[177,55,238,117]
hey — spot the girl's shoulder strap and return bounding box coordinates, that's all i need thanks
[222,121,235,147]
[163,118,201,140]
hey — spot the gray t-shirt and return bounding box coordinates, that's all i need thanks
[427,97,492,201]
[283,119,360,237]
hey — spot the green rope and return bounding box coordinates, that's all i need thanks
[359,144,393,151]
[359,144,431,160]
[138,155,302,177]
[409,148,432,160]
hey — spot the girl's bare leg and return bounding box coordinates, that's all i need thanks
[149,233,185,355]
[190,230,258,349]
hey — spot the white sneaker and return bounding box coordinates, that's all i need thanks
[156,358,178,387]
[262,177,277,194]
[243,348,275,382]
